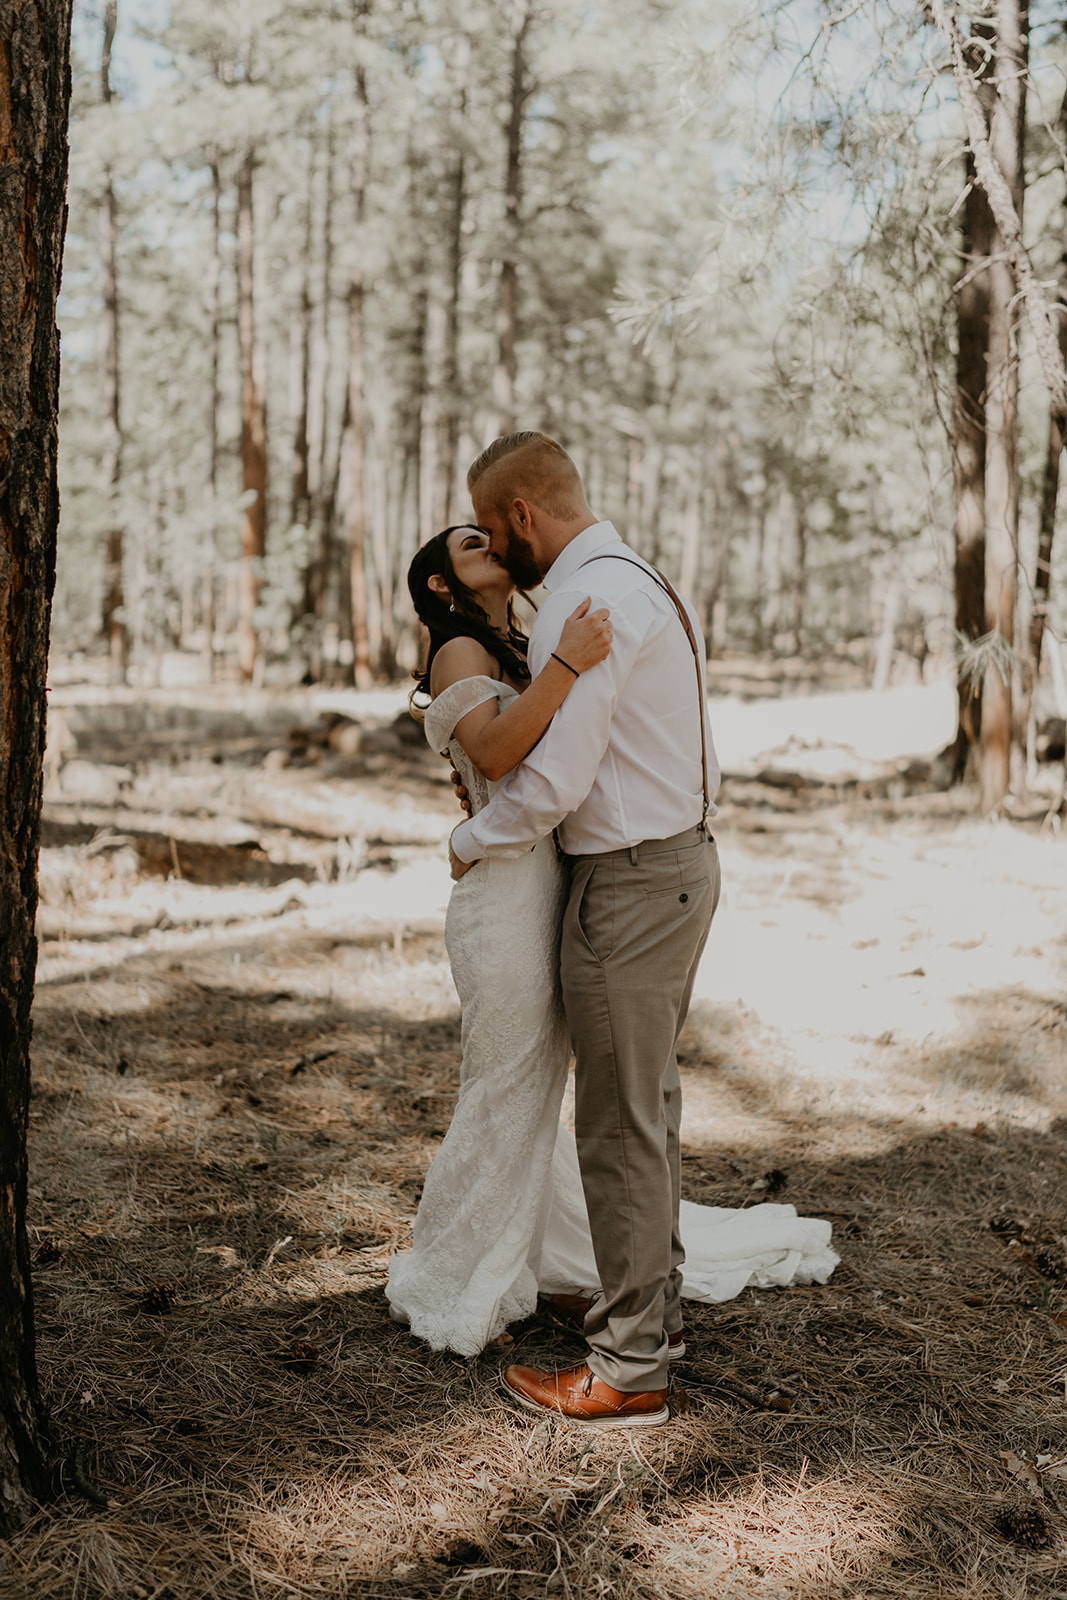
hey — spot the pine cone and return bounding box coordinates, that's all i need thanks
[282,1338,319,1373]
[1033,1247,1066,1280]
[138,1282,174,1315]
[994,1503,1051,1549]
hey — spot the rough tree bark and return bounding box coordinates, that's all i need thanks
[493,0,531,435]
[0,0,73,1532]
[99,0,127,680]
[978,0,1028,814]
[950,22,995,779]
[236,143,268,682]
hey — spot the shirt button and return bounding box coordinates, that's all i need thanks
[679,893,688,903]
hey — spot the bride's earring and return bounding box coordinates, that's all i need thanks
[449,603,456,614]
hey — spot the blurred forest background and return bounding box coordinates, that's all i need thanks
[55,0,1067,811]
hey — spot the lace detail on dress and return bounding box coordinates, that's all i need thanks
[387,672,570,1356]
[423,676,519,820]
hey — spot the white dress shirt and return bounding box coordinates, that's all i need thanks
[451,521,720,862]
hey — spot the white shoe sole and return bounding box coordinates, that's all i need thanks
[503,1375,670,1429]
[668,1340,686,1361]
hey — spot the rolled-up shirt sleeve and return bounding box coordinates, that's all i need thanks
[450,589,646,862]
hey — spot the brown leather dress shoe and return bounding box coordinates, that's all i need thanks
[503,1362,669,1428]
[545,1293,686,1361]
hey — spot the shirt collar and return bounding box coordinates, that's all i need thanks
[541,521,622,594]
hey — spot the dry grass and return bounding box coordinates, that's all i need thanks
[5,759,1067,1597]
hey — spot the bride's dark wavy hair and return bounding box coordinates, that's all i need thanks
[408,525,531,709]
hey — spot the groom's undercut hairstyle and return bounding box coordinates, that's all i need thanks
[468,432,589,523]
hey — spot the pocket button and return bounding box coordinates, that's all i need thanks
[679,893,688,903]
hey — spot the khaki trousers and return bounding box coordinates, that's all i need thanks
[561,825,721,1391]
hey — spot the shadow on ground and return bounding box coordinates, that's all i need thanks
[5,926,1067,1599]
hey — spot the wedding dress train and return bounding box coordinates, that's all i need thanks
[385,677,838,1357]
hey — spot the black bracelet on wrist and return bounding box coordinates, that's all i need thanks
[551,652,580,678]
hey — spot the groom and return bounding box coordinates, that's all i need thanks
[448,431,722,1428]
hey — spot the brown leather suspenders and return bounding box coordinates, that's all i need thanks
[577,553,711,831]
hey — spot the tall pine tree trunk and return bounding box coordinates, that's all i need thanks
[343,62,372,688]
[951,22,995,779]
[290,143,314,535]
[0,0,72,1531]
[979,0,1028,813]
[493,0,530,435]
[303,108,336,679]
[202,146,222,680]
[237,144,268,682]
[438,41,469,526]
[99,1,127,680]
[418,286,448,560]
[1025,88,1067,770]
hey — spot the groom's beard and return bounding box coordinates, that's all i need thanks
[501,517,543,590]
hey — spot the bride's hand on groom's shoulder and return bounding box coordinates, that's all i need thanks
[448,831,475,881]
[556,597,612,675]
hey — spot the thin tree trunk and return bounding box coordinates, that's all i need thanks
[950,22,996,779]
[302,109,336,679]
[678,475,702,619]
[202,146,222,681]
[438,46,468,526]
[705,433,731,652]
[290,143,314,534]
[1025,90,1067,771]
[625,435,643,537]
[236,144,268,682]
[343,59,372,688]
[423,296,446,549]
[99,1,127,680]
[0,0,72,1531]
[493,0,531,435]
[413,284,434,547]
[792,503,808,656]
[369,397,398,677]
[752,489,768,651]
[979,0,1028,813]
[641,437,664,565]
[872,576,902,693]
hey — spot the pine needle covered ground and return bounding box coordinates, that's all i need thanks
[4,689,1067,1599]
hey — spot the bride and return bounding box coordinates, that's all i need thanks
[386,524,837,1359]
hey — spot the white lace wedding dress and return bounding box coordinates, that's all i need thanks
[385,675,838,1357]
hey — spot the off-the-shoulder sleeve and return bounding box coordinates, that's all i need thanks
[423,676,504,755]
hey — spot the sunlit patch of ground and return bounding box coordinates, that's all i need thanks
[5,699,1067,1598]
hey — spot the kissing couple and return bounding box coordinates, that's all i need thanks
[387,432,837,1428]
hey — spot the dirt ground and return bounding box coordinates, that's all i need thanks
[3,682,1067,1599]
